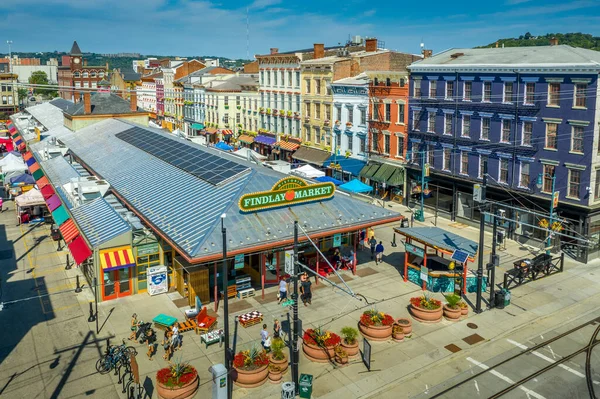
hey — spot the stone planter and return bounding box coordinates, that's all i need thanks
[341,340,359,358]
[443,304,461,321]
[396,318,413,337]
[233,364,269,388]
[409,304,443,323]
[358,321,393,341]
[268,354,288,374]
[156,374,199,399]
[302,341,335,363]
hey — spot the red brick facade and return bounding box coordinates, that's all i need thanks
[58,42,107,102]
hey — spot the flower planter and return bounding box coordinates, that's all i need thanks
[268,354,288,374]
[443,304,461,321]
[392,331,404,342]
[335,355,349,365]
[302,341,335,363]
[341,340,359,358]
[409,304,443,323]
[358,321,392,341]
[461,306,469,316]
[396,318,413,337]
[268,371,283,383]
[156,374,199,399]
[233,364,269,388]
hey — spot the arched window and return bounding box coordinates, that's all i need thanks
[83,72,89,78]
[90,71,97,78]
[74,72,80,78]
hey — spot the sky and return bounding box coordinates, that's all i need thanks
[0,0,599,59]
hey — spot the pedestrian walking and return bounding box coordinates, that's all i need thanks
[171,325,180,351]
[375,241,384,264]
[162,329,172,360]
[277,276,288,304]
[300,272,312,306]
[273,319,281,339]
[128,313,138,341]
[261,324,271,352]
[369,236,377,260]
[145,327,157,360]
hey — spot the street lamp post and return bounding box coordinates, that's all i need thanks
[6,41,12,74]
[536,170,557,255]
[221,213,233,399]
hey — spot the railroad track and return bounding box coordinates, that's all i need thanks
[424,316,600,399]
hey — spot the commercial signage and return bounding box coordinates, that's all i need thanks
[239,177,335,213]
[420,265,429,281]
[405,242,424,258]
[234,254,245,270]
[424,163,430,177]
[473,184,482,203]
[284,250,294,275]
[333,233,342,247]
[552,191,559,209]
[137,243,159,256]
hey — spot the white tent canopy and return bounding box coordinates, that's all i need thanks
[233,147,267,161]
[1,158,27,174]
[0,153,22,166]
[292,164,325,178]
[15,188,45,207]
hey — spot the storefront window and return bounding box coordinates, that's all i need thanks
[136,253,160,291]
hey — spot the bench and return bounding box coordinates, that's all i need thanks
[194,307,217,335]
[237,288,255,299]
[152,314,177,329]
[200,329,224,348]
[238,310,263,328]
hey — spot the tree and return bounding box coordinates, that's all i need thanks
[17,88,28,102]
[28,71,58,97]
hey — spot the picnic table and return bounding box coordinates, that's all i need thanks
[200,329,224,348]
[152,314,178,329]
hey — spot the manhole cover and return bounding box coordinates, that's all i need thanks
[0,249,13,260]
[444,344,462,353]
[463,334,485,345]
[467,323,478,329]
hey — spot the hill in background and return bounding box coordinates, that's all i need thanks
[478,32,600,51]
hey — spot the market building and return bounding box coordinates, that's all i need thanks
[24,117,403,303]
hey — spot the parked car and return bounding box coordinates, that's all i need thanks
[29,97,36,102]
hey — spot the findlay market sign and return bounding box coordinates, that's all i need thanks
[239,177,335,213]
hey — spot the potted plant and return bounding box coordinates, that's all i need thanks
[340,327,359,357]
[268,364,283,383]
[232,346,270,388]
[334,345,348,365]
[358,309,394,341]
[302,327,341,363]
[346,122,352,127]
[409,295,443,323]
[269,338,288,373]
[237,105,241,110]
[444,294,462,321]
[396,318,413,337]
[224,105,230,110]
[392,324,404,342]
[459,301,469,316]
[156,359,199,399]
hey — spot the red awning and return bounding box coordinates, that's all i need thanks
[221,129,233,135]
[68,235,92,265]
[40,184,54,199]
[59,219,79,244]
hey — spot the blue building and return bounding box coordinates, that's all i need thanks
[407,45,600,262]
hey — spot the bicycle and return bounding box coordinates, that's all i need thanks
[96,340,137,374]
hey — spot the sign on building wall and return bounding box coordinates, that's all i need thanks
[405,242,424,258]
[239,177,335,213]
[234,254,245,270]
[333,233,342,247]
[137,243,159,257]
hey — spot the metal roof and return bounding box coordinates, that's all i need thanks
[34,155,81,188]
[57,119,402,261]
[64,93,141,116]
[26,102,65,130]
[394,227,478,257]
[49,98,74,111]
[69,197,131,247]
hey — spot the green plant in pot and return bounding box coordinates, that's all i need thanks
[443,293,462,320]
[340,326,359,357]
[268,338,288,373]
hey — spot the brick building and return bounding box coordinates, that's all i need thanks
[58,41,108,102]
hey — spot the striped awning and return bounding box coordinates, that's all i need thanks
[68,235,92,265]
[41,184,54,199]
[36,176,49,189]
[59,218,79,244]
[238,134,254,144]
[15,139,23,146]
[221,129,233,135]
[28,162,40,174]
[52,205,70,227]
[100,246,136,271]
[46,194,61,211]
[32,169,44,181]
[275,141,300,151]
[23,152,33,161]
[26,157,36,167]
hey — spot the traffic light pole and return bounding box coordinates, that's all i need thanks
[475,169,487,313]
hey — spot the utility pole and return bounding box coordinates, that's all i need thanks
[547,171,557,256]
[416,149,426,222]
[489,203,497,308]
[6,40,12,73]
[475,162,487,313]
[221,214,232,399]
[291,221,300,394]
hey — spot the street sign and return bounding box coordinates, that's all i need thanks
[552,191,559,208]
[284,250,294,275]
[424,163,430,177]
[451,249,470,264]
[420,266,429,281]
[405,242,424,258]
[473,183,482,203]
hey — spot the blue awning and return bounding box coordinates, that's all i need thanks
[323,156,366,177]
[339,178,373,193]
[315,176,343,185]
[191,123,204,130]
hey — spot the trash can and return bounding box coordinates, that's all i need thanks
[503,288,511,307]
[494,290,505,309]
[281,382,295,399]
[299,374,313,399]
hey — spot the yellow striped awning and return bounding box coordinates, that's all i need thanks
[100,246,136,271]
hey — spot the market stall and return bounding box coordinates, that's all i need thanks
[394,227,480,294]
[15,188,47,224]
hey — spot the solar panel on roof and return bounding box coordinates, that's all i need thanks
[116,127,250,186]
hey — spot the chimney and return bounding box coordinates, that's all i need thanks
[130,91,137,112]
[549,37,558,46]
[422,49,433,58]
[83,59,88,66]
[313,43,324,60]
[83,92,91,114]
[365,38,377,52]
[270,48,279,55]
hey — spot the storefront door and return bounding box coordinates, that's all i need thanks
[263,252,279,285]
[102,268,132,301]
